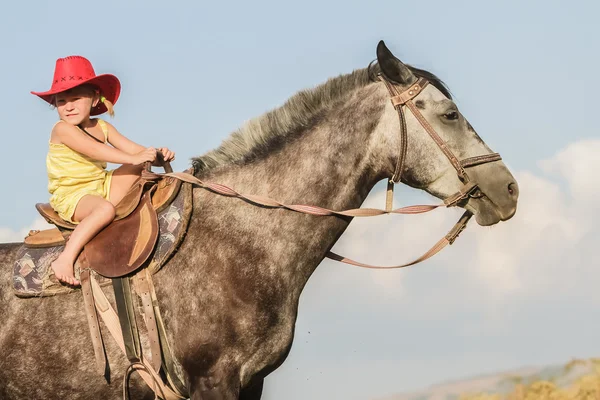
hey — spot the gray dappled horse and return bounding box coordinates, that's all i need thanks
[0,41,518,399]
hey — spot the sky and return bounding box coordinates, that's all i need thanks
[1,1,599,399]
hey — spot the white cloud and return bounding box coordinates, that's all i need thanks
[468,141,600,301]
[539,139,600,208]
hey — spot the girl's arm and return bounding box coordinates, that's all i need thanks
[104,121,176,162]
[103,121,145,155]
[54,122,140,165]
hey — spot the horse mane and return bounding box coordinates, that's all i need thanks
[191,63,451,175]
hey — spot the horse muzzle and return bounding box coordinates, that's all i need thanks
[466,176,519,226]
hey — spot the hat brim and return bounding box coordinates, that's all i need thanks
[31,74,121,116]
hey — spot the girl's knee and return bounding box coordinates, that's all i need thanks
[98,201,116,221]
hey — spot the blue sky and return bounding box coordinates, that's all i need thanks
[1,1,599,399]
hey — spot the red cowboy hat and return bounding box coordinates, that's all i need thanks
[31,55,121,116]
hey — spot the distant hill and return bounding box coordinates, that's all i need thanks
[375,358,598,400]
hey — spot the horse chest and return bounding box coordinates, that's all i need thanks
[238,313,296,384]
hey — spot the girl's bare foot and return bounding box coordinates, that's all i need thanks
[51,256,80,286]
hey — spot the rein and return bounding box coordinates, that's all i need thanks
[143,76,502,270]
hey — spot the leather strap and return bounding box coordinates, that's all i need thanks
[143,171,483,270]
[388,78,428,107]
[385,180,394,212]
[460,153,502,168]
[144,268,188,395]
[113,278,141,363]
[123,361,164,400]
[133,272,162,373]
[90,276,186,400]
[151,171,446,217]
[405,100,469,182]
[392,103,407,183]
[326,211,472,269]
[381,77,423,184]
[81,268,107,376]
[443,181,478,207]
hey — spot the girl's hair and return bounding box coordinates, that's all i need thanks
[99,95,115,117]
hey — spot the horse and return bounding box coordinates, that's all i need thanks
[0,41,518,399]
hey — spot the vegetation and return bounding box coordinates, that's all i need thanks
[460,359,600,400]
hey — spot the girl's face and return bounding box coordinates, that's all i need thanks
[54,85,99,125]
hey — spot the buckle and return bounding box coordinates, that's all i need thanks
[446,212,473,244]
[443,182,478,207]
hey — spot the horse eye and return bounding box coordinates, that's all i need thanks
[444,111,459,120]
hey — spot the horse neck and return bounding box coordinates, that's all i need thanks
[194,84,389,289]
[205,83,388,214]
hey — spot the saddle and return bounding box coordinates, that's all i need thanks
[25,165,183,278]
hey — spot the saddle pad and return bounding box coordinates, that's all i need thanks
[147,181,193,275]
[13,182,193,298]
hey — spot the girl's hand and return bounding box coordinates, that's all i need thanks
[157,147,176,162]
[132,147,157,165]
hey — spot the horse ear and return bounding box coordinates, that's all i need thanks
[376,40,416,85]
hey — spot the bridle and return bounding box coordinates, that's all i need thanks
[145,76,504,270]
[325,75,503,269]
[380,74,502,207]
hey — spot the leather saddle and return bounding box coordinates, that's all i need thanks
[25,163,184,278]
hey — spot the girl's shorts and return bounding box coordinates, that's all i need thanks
[49,170,114,224]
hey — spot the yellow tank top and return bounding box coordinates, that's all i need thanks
[46,119,109,195]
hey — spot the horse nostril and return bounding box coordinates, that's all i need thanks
[508,182,518,197]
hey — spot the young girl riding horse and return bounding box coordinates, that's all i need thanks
[32,56,175,286]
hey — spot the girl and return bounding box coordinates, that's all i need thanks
[32,55,175,286]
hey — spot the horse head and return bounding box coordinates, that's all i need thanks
[375,40,518,226]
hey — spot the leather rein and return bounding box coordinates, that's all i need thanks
[144,75,502,270]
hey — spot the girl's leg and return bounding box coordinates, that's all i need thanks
[108,164,144,206]
[51,195,116,286]
[52,165,144,285]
